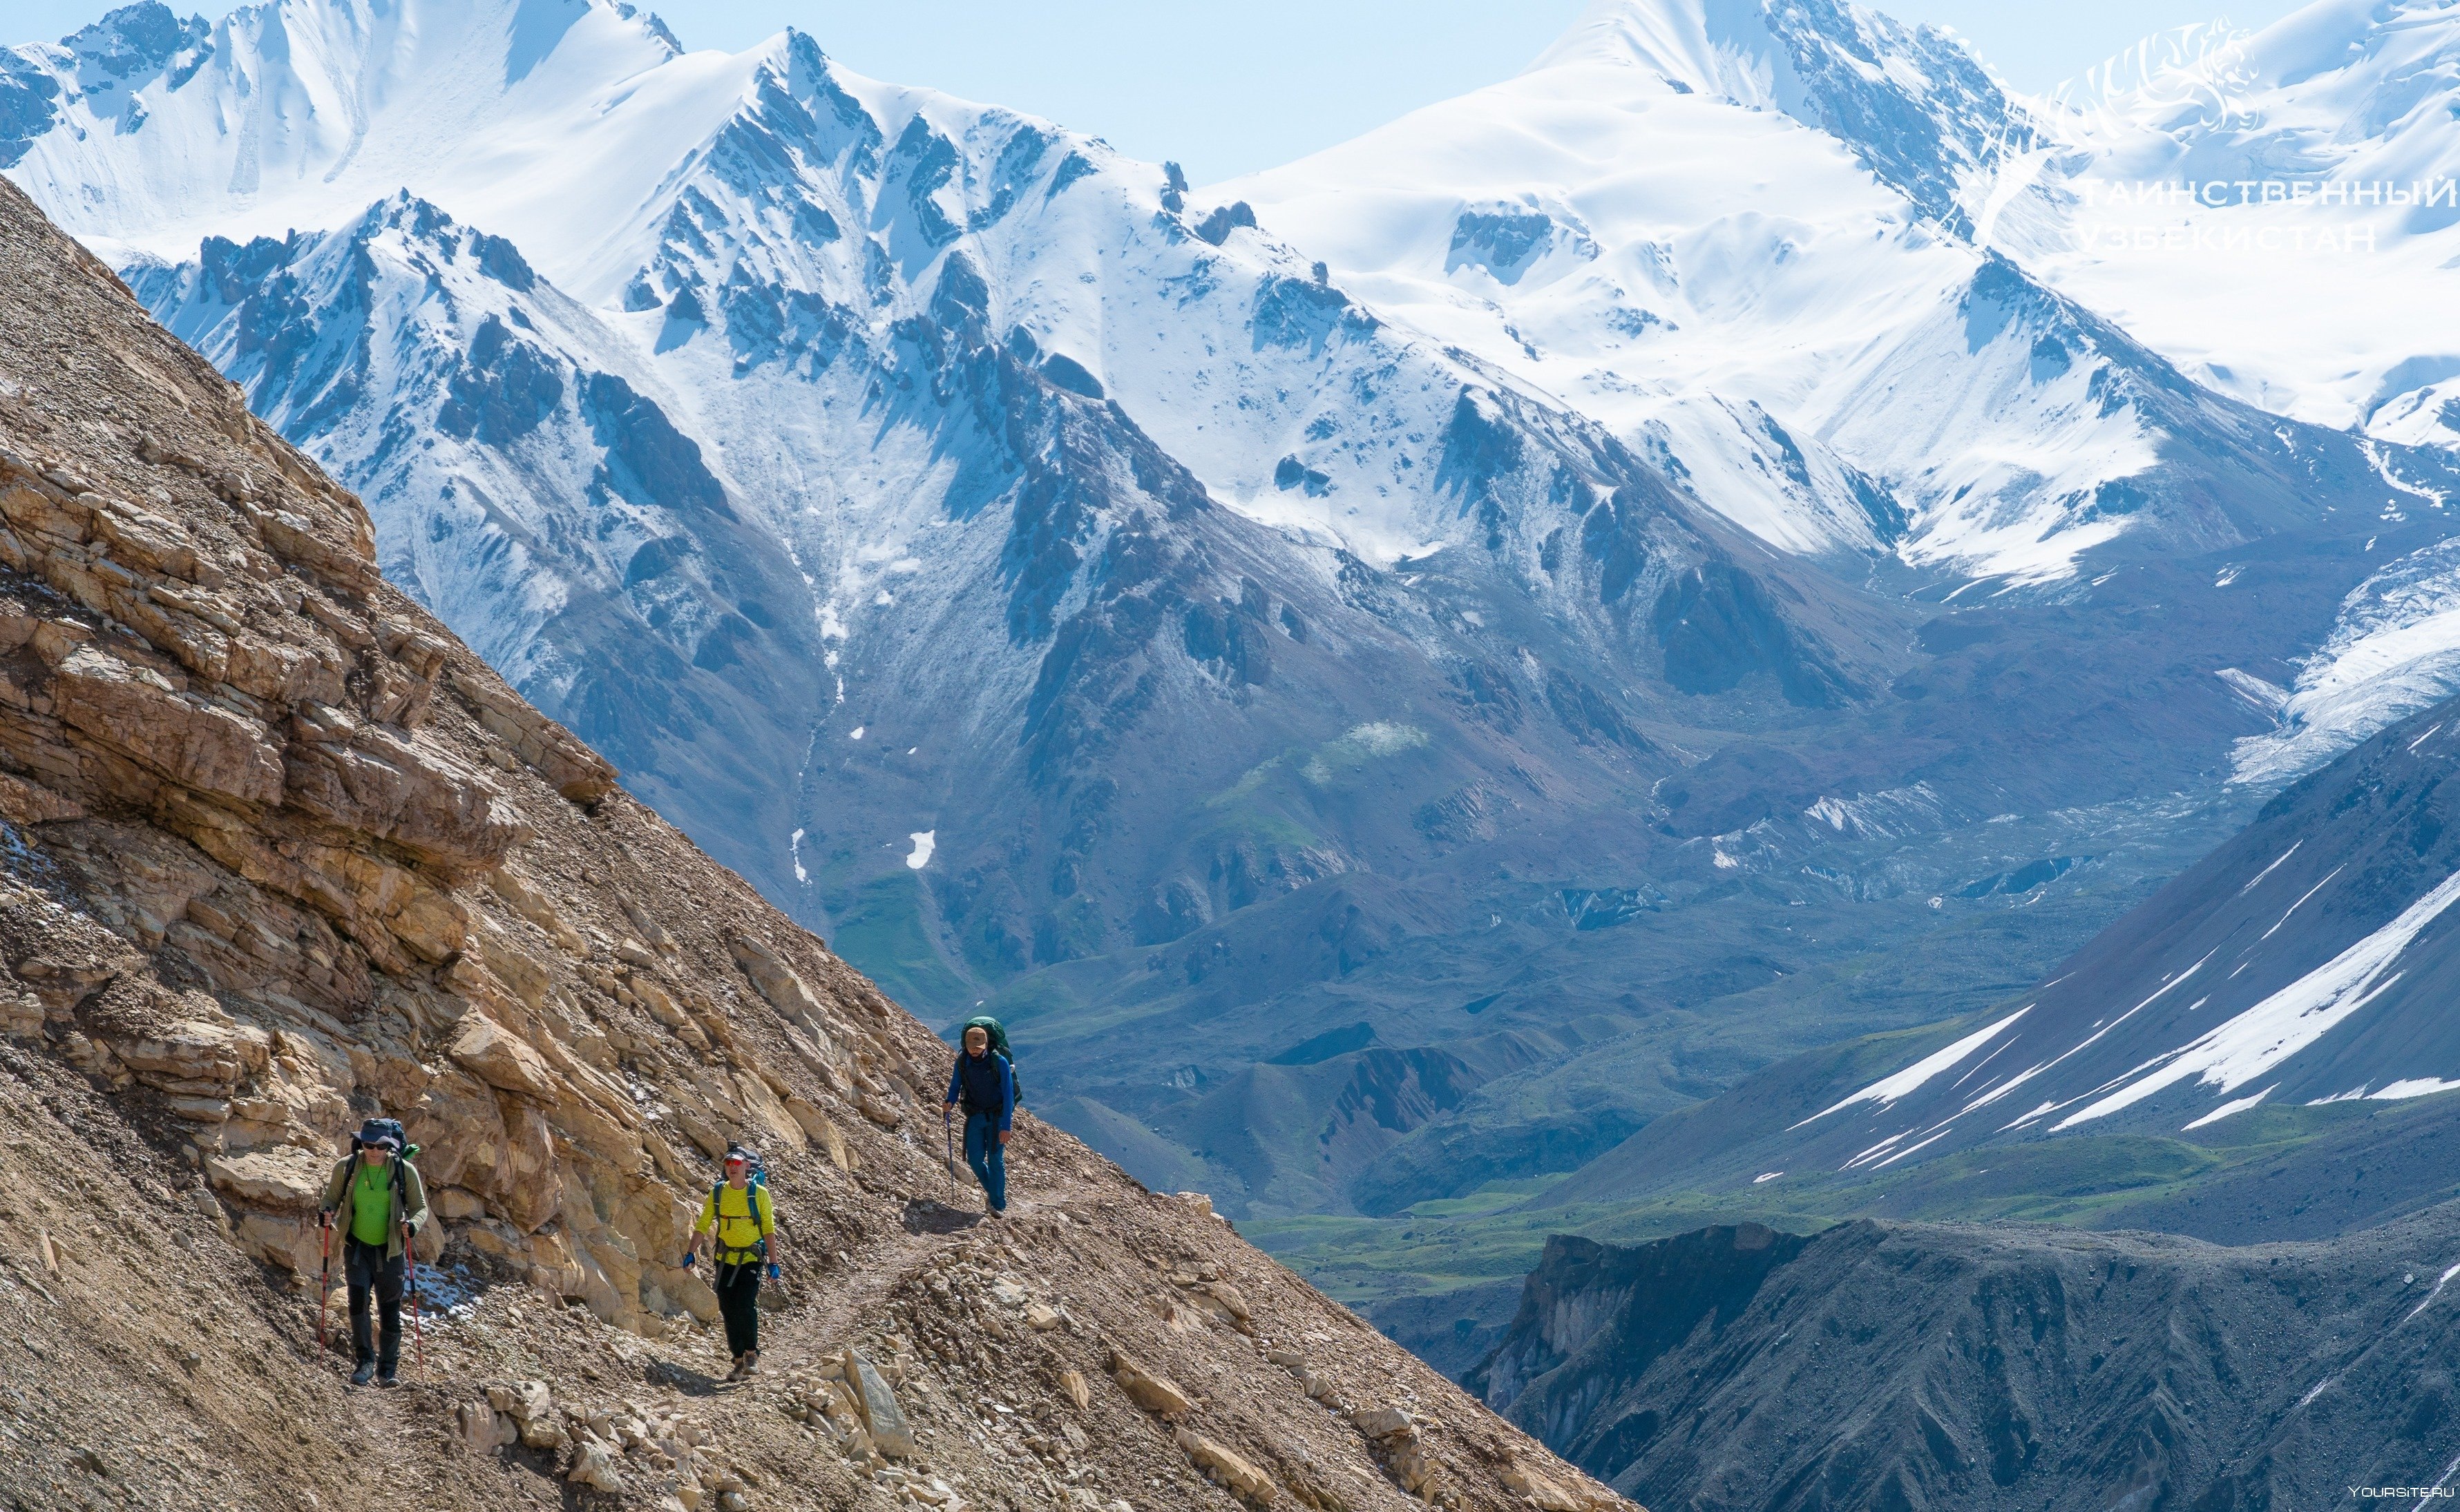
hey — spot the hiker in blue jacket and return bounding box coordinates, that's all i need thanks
[943,1022,1016,1216]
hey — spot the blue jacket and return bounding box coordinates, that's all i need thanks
[946,1049,1015,1131]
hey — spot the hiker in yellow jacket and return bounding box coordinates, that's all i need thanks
[688,1145,782,1379]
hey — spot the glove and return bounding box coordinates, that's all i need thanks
[680,1254,696,1270]
[766,1262,780,1281]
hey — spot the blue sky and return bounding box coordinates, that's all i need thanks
[17,1,2315,184]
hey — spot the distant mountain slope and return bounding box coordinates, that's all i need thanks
[1547,682,2460,1215]
[1471,1212,2460,1510]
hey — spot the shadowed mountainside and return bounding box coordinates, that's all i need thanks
[1473,1214,2460,1510]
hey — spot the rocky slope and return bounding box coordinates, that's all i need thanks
[0,177,1623,1512]
[1469,1209,2460,1511]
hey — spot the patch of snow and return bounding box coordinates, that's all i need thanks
[2054,867,2460,1129]
[2370,1077,2460,1102]
[1793,1008,2030,1127]
[2407,1261,2460,1323]
[789,827,808,885]
[2215,667,2289,716]
[1753,1171,1784,1184]
[905,830,936,870]
[2258,865,2342,942]
[2237,841,2300,896]
[1869,1126,1958,1169]
[1841,1132,1907,1169]
[1955,1061,2049,1117]
[850,727,866,741]
[2183,1082,2275,1130]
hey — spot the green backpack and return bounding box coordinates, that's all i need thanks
[960,1015,1022,1106]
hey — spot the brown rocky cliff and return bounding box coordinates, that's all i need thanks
[0,178,1625,1512]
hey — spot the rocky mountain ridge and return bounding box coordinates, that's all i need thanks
[1469,1209,2460,1510]
[0,175,1619,1512]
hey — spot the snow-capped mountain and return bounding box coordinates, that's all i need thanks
[120,192,840,859]
[1222,0,2445,587]
[21,0,1873,988]
[8,0,2460,1216]
[2018,0,2460,443]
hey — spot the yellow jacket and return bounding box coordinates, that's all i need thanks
[694,1181,774,1262]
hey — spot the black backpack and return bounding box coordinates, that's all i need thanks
[350,1117,408,1154]
[341,1119,419,1223]
[957,1015,1021,1108]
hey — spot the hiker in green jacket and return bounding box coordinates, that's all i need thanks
[687,1145,781,1381]
[318,1119,429,1387]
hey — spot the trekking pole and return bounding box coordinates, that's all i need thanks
[943,1108,957,1204]
[403,1221,426,1377]
[314,1212,334,1360]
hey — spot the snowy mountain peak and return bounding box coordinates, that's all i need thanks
[0,3,210,169]
[2,0,688,262]
[1533,0,2041,236]
[52,3,209,90]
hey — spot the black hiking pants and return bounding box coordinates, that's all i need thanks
[715,1259,761,1358]
[345,1237,405,1370]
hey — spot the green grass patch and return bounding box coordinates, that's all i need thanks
[828,872,975,1024]
[1244,1116,2390,1310]
[1204,756,1287,809]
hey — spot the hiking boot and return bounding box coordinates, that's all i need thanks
[350,1361,376,1387]
[724,1352,745,1381]
[736,1349,759,1378]
[376,1366,399,1388]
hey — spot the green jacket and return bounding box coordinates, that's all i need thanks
[320,1154,429,1261]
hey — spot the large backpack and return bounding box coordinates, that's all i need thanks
[343,1119,420,1225]
[960,1015,1022,1107]
[351,1117,408,1155]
